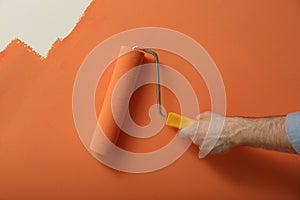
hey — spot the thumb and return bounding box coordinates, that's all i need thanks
[178,121,199,140]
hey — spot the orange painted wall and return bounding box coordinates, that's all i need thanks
[1,0,300,199]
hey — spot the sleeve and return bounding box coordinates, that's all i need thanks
[286,111,300,154]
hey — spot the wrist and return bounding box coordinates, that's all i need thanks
[228,117,254,147]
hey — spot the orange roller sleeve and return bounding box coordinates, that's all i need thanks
[89,47,144,155]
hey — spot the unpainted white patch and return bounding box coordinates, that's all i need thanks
[0,0,92,57]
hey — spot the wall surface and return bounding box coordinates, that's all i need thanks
[1,0,300,199]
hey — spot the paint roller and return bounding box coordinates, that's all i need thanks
[132,46,196,129]
[90,46,196,155]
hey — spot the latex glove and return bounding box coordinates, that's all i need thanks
[178,112,243,158]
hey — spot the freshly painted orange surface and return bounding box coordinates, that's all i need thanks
[1,0,300,199]
[90,50,145,155]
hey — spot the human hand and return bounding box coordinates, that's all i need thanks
[178,112,245,158]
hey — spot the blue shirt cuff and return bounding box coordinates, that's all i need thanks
[286,111,300,154]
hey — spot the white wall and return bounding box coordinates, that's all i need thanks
[0,0,92,57]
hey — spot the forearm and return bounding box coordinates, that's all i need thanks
[179,112,298,157]
[234,116,296,153]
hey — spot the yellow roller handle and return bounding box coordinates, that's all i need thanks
[165,112,196,129]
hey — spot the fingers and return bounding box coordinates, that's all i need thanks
[178,112,211,142]
[209,145,231,155]
[198,147,206,159]
[178,122,198,140]
[196,111,211,120]
[178,111,224,152]
[200,111,211,119]
[178,111,230,158]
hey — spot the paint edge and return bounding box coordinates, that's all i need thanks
[0,1,93,59]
